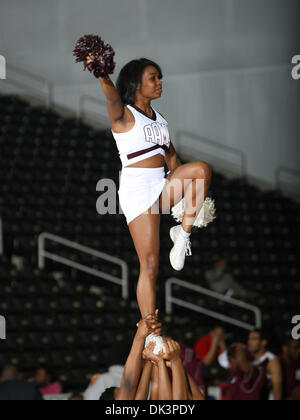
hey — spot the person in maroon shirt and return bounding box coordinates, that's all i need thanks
[248,329,282,400]
[228,343,267,401]
[194,327,227,366]
[179,341,205,393]
[280,337,300,400]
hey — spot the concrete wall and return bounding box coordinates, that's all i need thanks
[0,0,299,189]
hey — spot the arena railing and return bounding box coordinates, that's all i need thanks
[0,216,3,256]
[38,232,129,299]
[275,166,300,199]
[176,130,247,179]
[0,63,54,108]
[165,277,262,331]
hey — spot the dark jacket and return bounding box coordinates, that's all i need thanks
[0,380,43,401]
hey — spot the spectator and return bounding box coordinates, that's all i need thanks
[205,257,255,299]
[179,341,205,394]
[194,327,226,366]
[0,365,43,401]
[218,330,283,400]
[248,330,282,400]
[30,367,62,396]
[227,344,266,401]
[279,337,300,400]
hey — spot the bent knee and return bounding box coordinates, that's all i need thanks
[193,161,212,180]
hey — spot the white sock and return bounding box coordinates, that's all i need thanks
[179,225,191,239]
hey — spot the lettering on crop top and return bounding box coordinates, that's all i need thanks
[143,121,170,147]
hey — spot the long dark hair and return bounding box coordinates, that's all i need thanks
[116,58,163,106]
[99,387,116,400]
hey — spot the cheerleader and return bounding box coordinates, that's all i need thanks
[74,35,216,320]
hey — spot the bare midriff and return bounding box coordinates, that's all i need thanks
[126,153,165,168]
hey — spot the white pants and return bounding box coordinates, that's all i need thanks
[118,166,167,225]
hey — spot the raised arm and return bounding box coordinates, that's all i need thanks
[135,361,153,401]
[268,358,283,401]
[186,372,206,401]
[201,328,226,366]
[116,328,145,400]
[157,359,172,400]
[99,76,126,123]
[117,313,162,400]
[163,338,188,400]
[170,360,188,400]
[150,365,159,401]
[142,342,172,401]
[86,54,125,124]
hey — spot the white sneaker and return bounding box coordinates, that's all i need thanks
[169,225,192,271]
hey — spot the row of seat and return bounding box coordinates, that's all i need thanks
[0,93,299,391]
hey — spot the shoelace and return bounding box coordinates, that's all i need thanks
[185,239,192,256]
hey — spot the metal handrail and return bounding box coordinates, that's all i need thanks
[0,315,6,340]
[0,216,3,255]
[176,130,247,178]
[38,232,129,299]
[165,277,262,331]
[78,94,107,121]
[0,55,5,79]
[275,166,300,196]
[0,63,54,108]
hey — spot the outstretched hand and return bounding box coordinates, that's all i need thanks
[162,338,181,366]
[136,309,162,339]
[86,53,95,71]
[142,341,164,366]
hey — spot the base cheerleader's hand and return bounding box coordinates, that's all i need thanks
[162,338,181,367]
[136,313,162,339]
[73,34,116,78]
[142,341,164,366]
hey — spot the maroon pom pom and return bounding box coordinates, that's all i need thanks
[73,34,116,78]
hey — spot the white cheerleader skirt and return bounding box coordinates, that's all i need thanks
[118,166,167,225]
